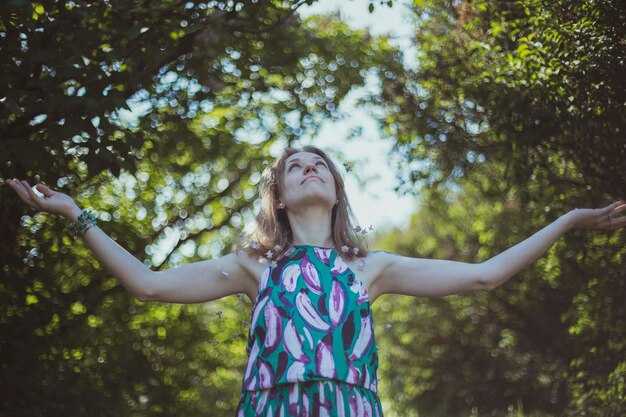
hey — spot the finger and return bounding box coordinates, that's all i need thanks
[35,183,55,197]
[610,203,626,216]
[607,213,625,229]
[10,179,31,199]
[608,221,625,232]
[602,201,624,214]
[6,179,20,193]
[20,180,44,207]
[8,180,37,208]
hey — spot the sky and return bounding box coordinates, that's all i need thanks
[293,0,419,233]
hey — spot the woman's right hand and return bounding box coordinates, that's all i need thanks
[6,178,78,219]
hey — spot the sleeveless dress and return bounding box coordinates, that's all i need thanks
[235,245,383,417]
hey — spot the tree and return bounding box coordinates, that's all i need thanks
[0,1,404,415]
[373,163,576,417]
[369,0,626,415]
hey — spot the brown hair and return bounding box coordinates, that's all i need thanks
[238,146,367,261]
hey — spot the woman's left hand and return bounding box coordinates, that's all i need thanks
[567,201,626,231]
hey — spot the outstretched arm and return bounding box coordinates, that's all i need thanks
[7,178,256,303]
[372,201,625,298]
[480,201,625,290]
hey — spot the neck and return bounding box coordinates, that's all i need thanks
[286,206,334,247]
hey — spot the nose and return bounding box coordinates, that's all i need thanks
[303,163,318,175]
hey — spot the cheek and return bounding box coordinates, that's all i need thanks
[280,176,298,198]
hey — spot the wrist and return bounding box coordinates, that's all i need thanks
[561,210,577,232]
[64,207,97,239]
[64,204,84,222]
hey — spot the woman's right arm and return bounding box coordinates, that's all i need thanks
[7,179,256,303]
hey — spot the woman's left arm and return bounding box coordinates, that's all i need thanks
[480,201,625,290]
[373,201,625,298]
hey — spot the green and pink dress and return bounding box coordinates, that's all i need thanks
[236,244,383,416]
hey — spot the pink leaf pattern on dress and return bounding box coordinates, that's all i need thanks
[356,279,369,305]
[348,391,362,417]
[363,395,373,417]
[257,357,274,389]
[263,300,282,353]
[284,318,309,363]
[336,384,346,417]
[287,360,306,382]
[288,383,300,416]
[281,263,300,292]
[315,333,337,379]
[296,289,330,332]
[331,255,348,274]
[349,309,374,361]
[313,247,332,265]
[355,389,366,417]
[249,289,271,338]
[329,277,347,327]
[244,341,259,386]
[370,378,377,393]
[349,277,370,304]
[302,391,310,417]
[255,390,270,417]
[303,327,314,350]
[245,375,256,392]
[345,357,361,385]
[320,385,332,417]
[301,255,323,294]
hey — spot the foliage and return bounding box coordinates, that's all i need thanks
[369,0,626,416]
[374,0,625,198]
[2,0,624,415]
[0,1,404,415]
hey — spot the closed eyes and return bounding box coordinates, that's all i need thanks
[288,161,326,171]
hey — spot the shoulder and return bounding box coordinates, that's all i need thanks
[212,249,267,301]
[339,250,400,305]
[362,249,403,277]
[229,249,268,283]
[364,249,400,265]
[366,249,399,256]
[337,249,400,271]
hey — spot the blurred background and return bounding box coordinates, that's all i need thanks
[1,0,624,416]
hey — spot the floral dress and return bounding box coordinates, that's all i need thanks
[236,245,383,417]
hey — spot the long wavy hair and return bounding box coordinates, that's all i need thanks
[239,146,367,261]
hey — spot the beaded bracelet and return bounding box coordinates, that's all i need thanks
[65,209,97,239]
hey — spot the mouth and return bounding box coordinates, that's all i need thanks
[301,176,323,184]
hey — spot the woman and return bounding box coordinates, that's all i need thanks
[6,145,625,416]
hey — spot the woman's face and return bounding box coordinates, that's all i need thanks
[280,151,337,212]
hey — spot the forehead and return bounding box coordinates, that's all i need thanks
[285,152,324,164]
